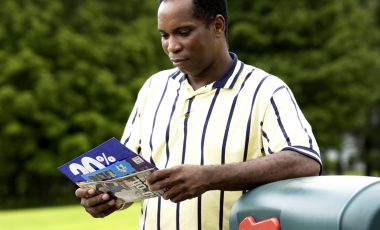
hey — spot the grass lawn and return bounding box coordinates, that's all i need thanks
[0,202,140,230]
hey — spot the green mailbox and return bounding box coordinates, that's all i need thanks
[230,176,380,230]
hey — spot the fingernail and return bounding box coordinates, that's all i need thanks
[102,193,110,201]
[108,199,115,206]
[88,189,95,195]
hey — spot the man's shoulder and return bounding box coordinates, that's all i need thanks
[243,63,285,87]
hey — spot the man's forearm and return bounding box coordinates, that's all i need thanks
[204,151,320,191]
[146,151,320,203]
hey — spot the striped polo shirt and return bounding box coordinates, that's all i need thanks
[121,53,322,230]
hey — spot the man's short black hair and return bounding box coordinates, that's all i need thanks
[158,0,229,37]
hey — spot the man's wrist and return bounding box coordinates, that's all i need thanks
[203,165,222,191]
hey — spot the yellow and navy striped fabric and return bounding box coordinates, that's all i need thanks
[121,53,321,230]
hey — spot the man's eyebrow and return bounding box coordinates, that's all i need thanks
[174,26,192,31]
[158,25,193,33]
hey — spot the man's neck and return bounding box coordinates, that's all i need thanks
[187,51,233,91]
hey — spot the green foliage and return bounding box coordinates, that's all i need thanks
[229,0,380,156]
[0,0,166,208]
[0,0,379,208]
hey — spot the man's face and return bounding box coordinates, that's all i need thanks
[158,0,217,77]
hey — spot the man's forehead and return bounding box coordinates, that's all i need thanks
[158,0,195,24]
[158,0,193,14]
[159,0,192,5]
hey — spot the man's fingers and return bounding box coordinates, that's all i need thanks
[74,186,122,218]
[162,184,182,200]
[75,188,96,198]
[85,199,118,218]
[81,193,111,208]
[148,175,176,191]
[147,168,174,185]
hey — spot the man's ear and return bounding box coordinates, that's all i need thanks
[214,14,225,38]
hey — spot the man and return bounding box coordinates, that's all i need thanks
[75,0,322,229]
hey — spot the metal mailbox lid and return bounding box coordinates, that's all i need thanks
[230,176,380,230]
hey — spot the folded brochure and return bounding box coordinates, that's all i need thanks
[58,137,163,203]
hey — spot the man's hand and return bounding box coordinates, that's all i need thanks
[145,151,320,204]
[75,188,120,218]
[146,165,210,203]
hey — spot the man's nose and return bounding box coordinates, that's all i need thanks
[167,37,182,53]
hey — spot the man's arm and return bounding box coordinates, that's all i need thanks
[146,151,320,203]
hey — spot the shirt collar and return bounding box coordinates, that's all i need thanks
[212,52,240,89]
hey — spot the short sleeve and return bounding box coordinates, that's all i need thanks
[120,78,152,153]
[260,84,322,173]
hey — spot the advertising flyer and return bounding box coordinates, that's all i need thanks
[58,137,163,203]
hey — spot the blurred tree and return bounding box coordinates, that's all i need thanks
[0,0,379,208]
[354,0,380,176]
[0,0,167,208]
[229,0,380,174]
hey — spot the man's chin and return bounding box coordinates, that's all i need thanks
[175,66,189,74]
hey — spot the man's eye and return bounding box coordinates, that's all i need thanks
[161,33,169,39]
[178,30,190,37]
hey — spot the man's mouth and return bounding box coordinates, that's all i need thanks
[170,58,188,66]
